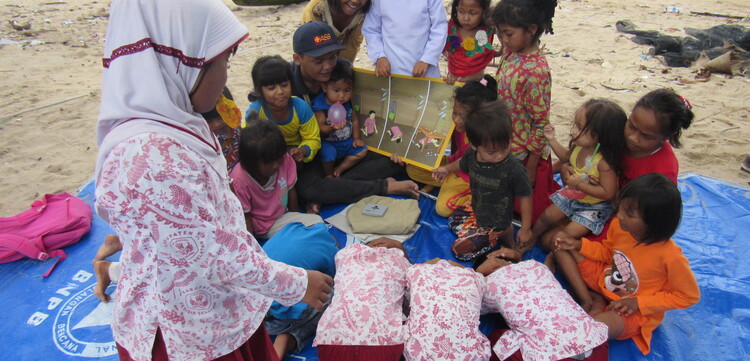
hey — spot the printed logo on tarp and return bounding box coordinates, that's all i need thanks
[26,270,118,358]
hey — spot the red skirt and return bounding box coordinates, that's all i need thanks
[514,156,561,224]
[317,344,405,361]
[117,325,279,361]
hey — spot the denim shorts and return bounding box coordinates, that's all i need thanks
[550,191,615,235]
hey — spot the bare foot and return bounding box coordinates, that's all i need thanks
[94,260,112,303]
[94,234,122,262]
[306,202,320,214]
[385,177,419,199]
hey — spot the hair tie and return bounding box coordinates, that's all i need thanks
[479,78,488,86]
[678,95,692,110]
[216,94,242,129]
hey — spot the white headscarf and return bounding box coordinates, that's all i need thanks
[95,0,248,178]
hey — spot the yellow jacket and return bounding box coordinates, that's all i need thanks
[301,0,365,62]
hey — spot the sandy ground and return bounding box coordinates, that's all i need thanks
[0,0,748,215]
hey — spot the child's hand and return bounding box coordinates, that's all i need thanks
[610,297,639,316]
[487,247,522,262]
[289,147,306,162]
[516,227,532,250]
[301,270,333,312]
[353,138,365,148]
[476,254,512,276]
[412,61,429,78]
[375,57,391,77]
[432,166,449,181]
[332,121,346,130]
[390,153,405,165]
[443,72,458,85]
[554,232,581,251]
[367,237,405,251]
[543,124,556,140]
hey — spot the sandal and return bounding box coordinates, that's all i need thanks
[742,153,750,173]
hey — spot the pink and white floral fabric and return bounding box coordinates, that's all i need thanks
[314,244,409,346]
[482,260,608,361]
[97,134,308,361]
[404,260,490,361]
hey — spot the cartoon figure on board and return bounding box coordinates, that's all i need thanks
[388,125,403,143]
[363,110,378,138]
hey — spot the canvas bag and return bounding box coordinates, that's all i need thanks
[0,193,92,277]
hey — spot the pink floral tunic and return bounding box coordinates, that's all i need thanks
[96,133,308,361]
[496,46,551,160]
[314,244,409,346]
[482,261,608,361]
[404,261,490,361]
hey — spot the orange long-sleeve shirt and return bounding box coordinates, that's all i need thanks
[579,218,701,354]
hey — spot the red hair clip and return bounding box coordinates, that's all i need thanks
[678,95,692,110]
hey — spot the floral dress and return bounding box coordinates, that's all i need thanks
[444,20,495,78]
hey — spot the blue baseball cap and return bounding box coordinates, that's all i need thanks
[293,21,346,57]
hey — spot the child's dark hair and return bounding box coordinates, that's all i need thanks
[572,98,627,176]
[248,55,294,102]
[465,100,512,149]
[328,60,354,86]
[454,75,498,109]
[201,87,234,121]
[634,88,694,148]
[239,111,287,175]
[450,0,491,28]
[328,0,371,15]
[491,0,557,43]
[618,173,682,245]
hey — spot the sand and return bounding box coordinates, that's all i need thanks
[0,0,748,215]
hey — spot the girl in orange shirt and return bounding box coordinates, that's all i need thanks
[555,173,700,355]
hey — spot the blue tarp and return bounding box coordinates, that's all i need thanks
[1,173,748,360]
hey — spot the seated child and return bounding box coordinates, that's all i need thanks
[245,55,321,163]
[531,99,627,310]
[311,61,368,177]
[555,173,701,355]
[261,222,339,360]
[432,100,532,261]
[230,113,323,239]
[477,248,609,361]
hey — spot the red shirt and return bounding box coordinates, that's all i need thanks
[621,141,678,187]
[448,130,470,182]
[443,20,495,77]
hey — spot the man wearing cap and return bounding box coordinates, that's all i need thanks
[289,21,419,209]
[291,21,347,105]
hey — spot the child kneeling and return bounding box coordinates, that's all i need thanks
[312,61,367,178]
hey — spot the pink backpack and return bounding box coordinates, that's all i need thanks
[0,193,92,277]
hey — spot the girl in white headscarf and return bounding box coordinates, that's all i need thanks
[95,0,332,360]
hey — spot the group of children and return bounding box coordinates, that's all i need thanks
[94,0,703,359]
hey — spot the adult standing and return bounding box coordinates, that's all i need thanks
[95,0,332,360]
[289,21,418,208]
[301,0,372,62]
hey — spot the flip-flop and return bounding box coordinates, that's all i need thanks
[742,153,750,173]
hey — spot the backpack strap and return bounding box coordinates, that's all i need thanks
[0,233,67,277]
